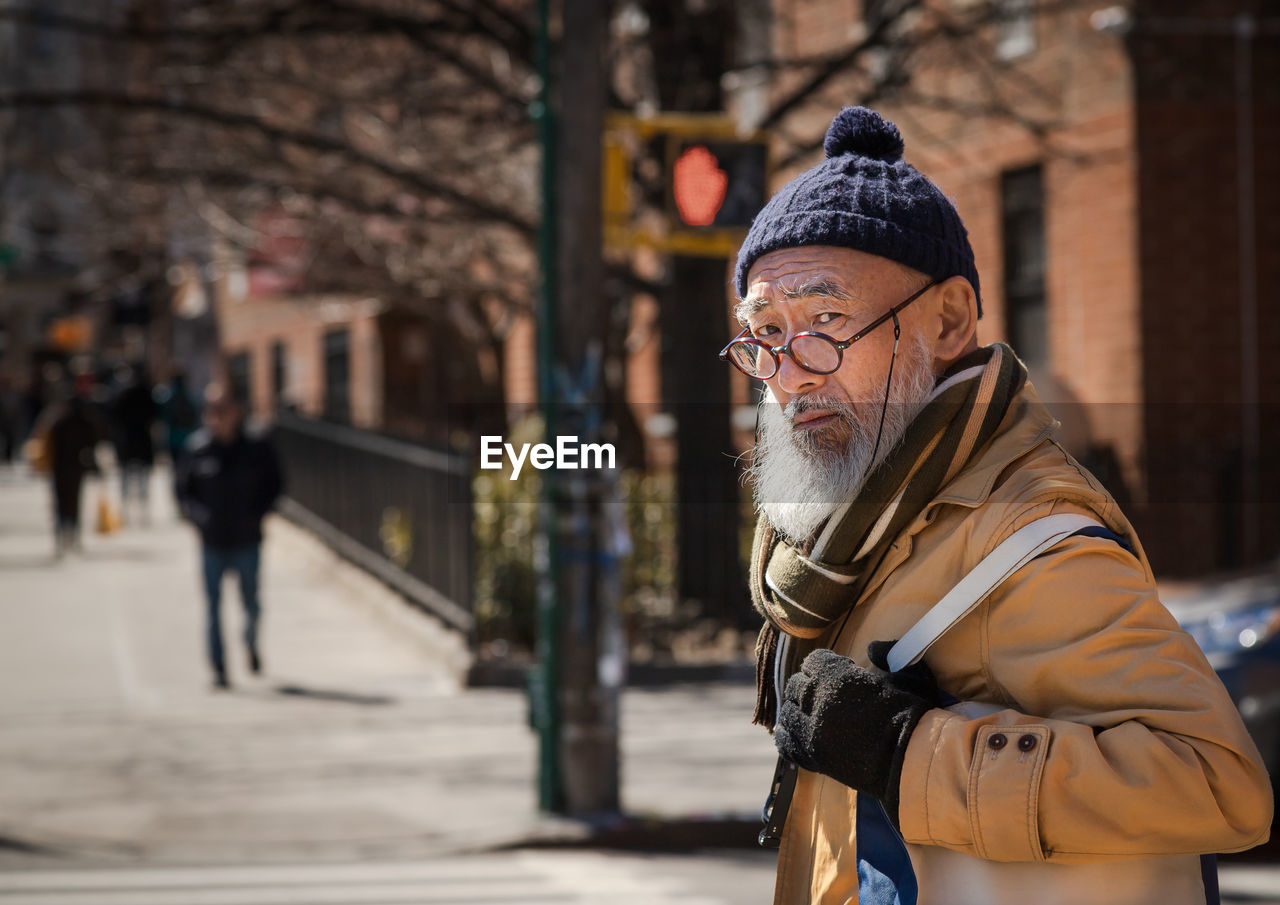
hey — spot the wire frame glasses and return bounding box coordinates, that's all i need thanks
[719,280,937,380]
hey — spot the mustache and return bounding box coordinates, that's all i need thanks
[772,395,859,426]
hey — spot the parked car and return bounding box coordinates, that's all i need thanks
[1163,565,1280,787]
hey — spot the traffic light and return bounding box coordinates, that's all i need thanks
[669,139,768,230]
[603,113,770,257]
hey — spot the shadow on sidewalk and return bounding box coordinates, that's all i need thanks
[0,834,62,857]
[494,814,768,854]
[272,684,397,707]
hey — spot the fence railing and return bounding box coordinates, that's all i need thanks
[273,412,474,634]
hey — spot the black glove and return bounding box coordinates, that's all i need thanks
[775,646,935,827]
[866,640,942,707]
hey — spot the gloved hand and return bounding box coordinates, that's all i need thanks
[866,640,942,707]
[775,646,936,827]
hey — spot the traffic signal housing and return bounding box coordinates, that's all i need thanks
[669,139,768,230]
[604,113,770,257]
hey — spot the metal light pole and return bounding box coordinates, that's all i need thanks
[531,0,563,814]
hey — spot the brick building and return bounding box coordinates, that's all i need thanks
[745,0,1279,576]
[215,276,386,431]
[215,276,507,450]
[214,222,508,451]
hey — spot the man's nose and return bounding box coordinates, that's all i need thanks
[773,352,824,396]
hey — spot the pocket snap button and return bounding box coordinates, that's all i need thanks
[988,733,1007,750]
[1017,734,1037,752]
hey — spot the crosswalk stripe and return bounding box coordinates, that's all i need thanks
[0,883,547,905]
[0,854,729,905]
[0,861,535,890]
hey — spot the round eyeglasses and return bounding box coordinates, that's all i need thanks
[719,281,936,380]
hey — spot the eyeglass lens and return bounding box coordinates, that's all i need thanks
[790,335,841,373]
[727,341,765,376]
[728,334,842,379]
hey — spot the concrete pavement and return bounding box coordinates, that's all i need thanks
[0,463,782,902]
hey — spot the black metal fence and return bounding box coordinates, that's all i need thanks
[273,412,474,634]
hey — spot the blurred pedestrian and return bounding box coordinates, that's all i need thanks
[0,374,19,465]
[175,384,283,689]
[108,363,157,526]
[19,371,50,449]
[732,106,1270,904]
[35,375,102,557]
[153,370,200,465]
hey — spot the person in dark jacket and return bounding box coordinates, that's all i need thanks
[154,370,200,464]
[109,363,158,525]
[0,374,20,464]
[175,383,283,689]
[41,379,102,557]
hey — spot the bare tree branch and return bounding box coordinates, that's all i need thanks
[0,1,507,47]
[0,90,536,234]
[759,0,925,130]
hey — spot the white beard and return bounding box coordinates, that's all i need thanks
[747,333,937,546]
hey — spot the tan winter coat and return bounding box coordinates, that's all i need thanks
[771,383,1273,905]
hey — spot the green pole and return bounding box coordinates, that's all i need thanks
[532,0,563,814]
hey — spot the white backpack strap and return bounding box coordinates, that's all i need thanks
[886,513,1102,672]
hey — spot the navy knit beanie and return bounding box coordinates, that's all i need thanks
[734,106,981,316]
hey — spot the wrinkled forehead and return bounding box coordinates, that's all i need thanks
[740,248,877,320]
[742,246,918,310]
[747,250,850,293]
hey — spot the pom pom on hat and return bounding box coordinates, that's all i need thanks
[736,104,981,314]
[823,106,905,162]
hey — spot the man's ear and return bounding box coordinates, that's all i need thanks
[930,276,979,368]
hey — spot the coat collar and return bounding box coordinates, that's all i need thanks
[841,381,1062,610]
[923,380,1060,513]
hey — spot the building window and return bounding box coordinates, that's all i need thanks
[994,0,1035,61]
[227,351,252,409]
[1001,165,1047,370]
[271,341,287,409]
[323,328,351,423]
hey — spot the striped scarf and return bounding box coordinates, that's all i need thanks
[750,343,1027,727]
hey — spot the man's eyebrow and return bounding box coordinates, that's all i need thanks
[733,278,858,324]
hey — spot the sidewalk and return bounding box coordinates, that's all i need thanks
[0,465,776,868]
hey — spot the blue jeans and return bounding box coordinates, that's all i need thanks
[201,544,261,676]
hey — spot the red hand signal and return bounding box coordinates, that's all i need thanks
[673,145,728,226]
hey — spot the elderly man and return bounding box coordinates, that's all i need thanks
[726,107,1271,905]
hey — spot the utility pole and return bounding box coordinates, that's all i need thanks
[532,0,620,816]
